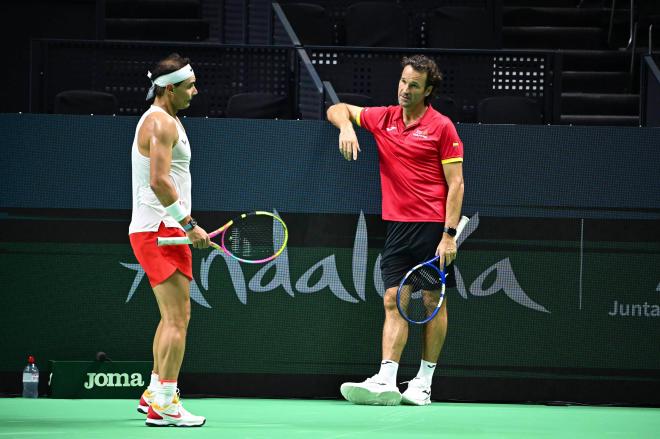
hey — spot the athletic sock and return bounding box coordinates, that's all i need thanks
[416,360,437,386]
[156,380,177,407]
[377,360,399,386]
[148,372,159,393]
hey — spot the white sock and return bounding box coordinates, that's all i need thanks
[148,372,159,393]
[377,360,399,385]
[416,360,437,386]
[156,380,177,407]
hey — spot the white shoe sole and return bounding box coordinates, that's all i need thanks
[137,405,149,414]
[145,418,206,427]
[401,394,431,406]
[340,383,402,406]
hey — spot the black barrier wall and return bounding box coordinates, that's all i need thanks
[1,115,659,403]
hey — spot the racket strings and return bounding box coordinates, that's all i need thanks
[222,215,287,261]
[410,265,443,289]
[399,264,443,322]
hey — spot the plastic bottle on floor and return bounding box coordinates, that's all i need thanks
[22,355,39,398]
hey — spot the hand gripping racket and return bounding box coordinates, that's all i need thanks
[157,211,288,264]
[396,216,469,325]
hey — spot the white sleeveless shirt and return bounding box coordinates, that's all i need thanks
[129,105,192,234]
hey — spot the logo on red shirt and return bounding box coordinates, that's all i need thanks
[412,129,428,139]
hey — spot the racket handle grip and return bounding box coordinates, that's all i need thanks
[456,215,469,238]
[157,236,192,246]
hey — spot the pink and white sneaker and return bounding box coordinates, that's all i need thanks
[137,389,154,414]
[146,394,206,427]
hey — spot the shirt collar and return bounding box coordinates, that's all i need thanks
[397,104,434,130]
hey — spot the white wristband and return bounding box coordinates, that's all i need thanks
[164,200,187,222]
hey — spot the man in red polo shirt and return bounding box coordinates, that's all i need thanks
[327,55,465,406]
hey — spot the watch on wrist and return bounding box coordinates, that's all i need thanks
[182,217,197,232]
[443,226,457,237]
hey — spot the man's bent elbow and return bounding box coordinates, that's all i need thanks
[326,103,349,121]
[326,103,340,121]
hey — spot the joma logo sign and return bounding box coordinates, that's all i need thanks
[83,373,145,389]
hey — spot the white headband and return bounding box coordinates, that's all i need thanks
[145,64,195,100]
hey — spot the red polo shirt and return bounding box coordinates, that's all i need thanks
[358,105,463,222]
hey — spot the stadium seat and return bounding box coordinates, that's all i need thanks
[432,94,459,122]
[336,93,373,107]
[106,0,201,18]
[427,6,498,49]
[477,96,543,124]
[280,3,335,45]
[226,93,292,119]
[344,2,408,47]
[104,0,208,41]
[104,18,209,41]
[54,90,118,115]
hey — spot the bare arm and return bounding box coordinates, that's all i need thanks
[436,162,465,269]
[147,114,180,207]
[327,103,363,161]
[142,113,209,248]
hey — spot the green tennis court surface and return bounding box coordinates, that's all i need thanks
[2,398,659,438]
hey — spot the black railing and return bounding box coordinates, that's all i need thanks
[296,48,325,119]
[640,54,660,126]
[30,39,313,118]
[29,37,563,123]
[271,0,559,124]
[272,2,301,46]
[306,46,561,124]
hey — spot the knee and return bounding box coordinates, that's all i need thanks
[161,301,191,329]
[382,289,399,312]
[162,314,189,331]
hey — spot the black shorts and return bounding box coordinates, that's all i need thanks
[380,221,456,290]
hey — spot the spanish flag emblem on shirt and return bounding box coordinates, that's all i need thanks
[452,141,460,147]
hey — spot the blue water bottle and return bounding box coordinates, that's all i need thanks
[22,355,39,398]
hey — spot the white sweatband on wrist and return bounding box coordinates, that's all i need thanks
[164,200,187,222]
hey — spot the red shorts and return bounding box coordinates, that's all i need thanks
[129,222,193,287]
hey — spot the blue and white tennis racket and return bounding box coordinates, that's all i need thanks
[396,216,469,325]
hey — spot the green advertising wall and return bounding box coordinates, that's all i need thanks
[1,115,659,400]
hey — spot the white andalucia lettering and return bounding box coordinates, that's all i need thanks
[121,212,549,313]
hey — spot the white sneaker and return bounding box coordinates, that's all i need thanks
[137,388,154,414]
[340,375,402,406]
[146,392,206,427]
[401,377,432,406]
